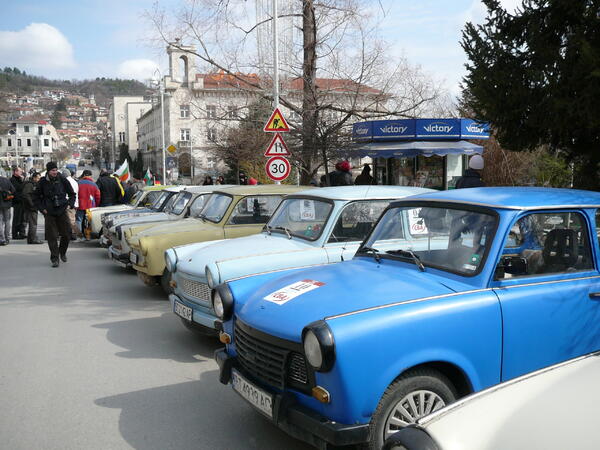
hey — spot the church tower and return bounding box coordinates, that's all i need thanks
[166,39,197,86]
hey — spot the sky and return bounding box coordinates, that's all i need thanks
[0,0,521,95]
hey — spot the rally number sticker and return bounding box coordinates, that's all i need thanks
[264,279,325,305]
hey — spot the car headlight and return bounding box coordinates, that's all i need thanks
[165,249,177,273]
[302,321,335,372]
[206,266,216,288]
[211,283,233,320]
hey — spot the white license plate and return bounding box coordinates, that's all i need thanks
[173,300,192,321]
[232,369,273,419]
[130,253,138,265]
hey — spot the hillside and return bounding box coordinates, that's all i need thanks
[0,67,151,106]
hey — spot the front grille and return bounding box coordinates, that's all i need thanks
[234,320,310,391]
[180,276,211,303]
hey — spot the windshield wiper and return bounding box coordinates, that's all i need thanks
[359,246,381,263]
[264,224,272,235]
[386,249,425,272]
[273,226,292,239]
[197,213,207,222]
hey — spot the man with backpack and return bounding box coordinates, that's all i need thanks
[0,175,15,245]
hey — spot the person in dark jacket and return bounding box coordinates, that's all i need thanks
[96,170,123,206]
[10,166,26,239]
[455,155,485,189]
[34,162,76,267]
[0,175,15,245]
[22,172,43,244]
[328,160,353,186]
[354,164,374,185]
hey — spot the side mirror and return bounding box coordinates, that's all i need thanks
[495,256,528,279]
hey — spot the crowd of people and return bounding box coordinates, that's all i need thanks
[0,163,142,267]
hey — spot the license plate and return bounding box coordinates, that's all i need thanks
[130,253,138,265]
[232,369,273,419]
[173,300,192,322]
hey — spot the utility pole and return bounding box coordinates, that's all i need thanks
[272,0,279,109]
[160,81,167,185]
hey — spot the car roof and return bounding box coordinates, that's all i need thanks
[391,187,600,210]
[288,185,434,201]
[185,185,234,194]
[142,185,173,191]
[212,185,312,196]
[164,185,189,193]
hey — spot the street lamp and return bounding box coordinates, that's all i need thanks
[152,69,167,185]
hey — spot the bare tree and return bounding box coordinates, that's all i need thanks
[147,0,447,183]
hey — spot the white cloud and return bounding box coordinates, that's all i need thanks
[464,0,522,24]
[116,59,159,81]
[0,23,76,71]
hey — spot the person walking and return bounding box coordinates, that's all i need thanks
[0,174,15,245]
[77,169,100,240]
[35,162,76,267]
[10,166,26,239]
[354,164,374,185]
[96,170,123,206]
[455,155,485,189]
[22,172,43,244]
[62,169,80,239]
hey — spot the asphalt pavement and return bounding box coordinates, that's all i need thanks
[0,237,313,450]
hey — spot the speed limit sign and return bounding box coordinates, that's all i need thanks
[265,156,291,182]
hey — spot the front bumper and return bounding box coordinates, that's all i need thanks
[169,293,219,329]
[215,349,369,448]
[99,234,111,247]
[108,246,132,268]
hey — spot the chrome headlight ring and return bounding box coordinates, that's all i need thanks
[165,249,178,273]
[205,266,216,288]
[211,283,234,320]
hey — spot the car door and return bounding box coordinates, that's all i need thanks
[223,195,283,239]
[493,210,600,381]
[324,200,390,262]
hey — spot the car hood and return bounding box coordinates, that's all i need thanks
[135,218,216,238]
[234,258,458,342]
[177,233,314,280]
[110,209,157,225]
[111,212,171,231]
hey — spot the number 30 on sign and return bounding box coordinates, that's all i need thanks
[265,156,291,182]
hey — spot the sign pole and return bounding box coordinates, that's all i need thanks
[272,0,279,109]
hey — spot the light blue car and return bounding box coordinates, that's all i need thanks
[167,185,432,334]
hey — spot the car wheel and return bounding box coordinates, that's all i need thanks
[180,318,218,336]
[160,269,172,296]
[366,368,457,450]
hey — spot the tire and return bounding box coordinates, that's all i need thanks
[180,318,218,337]
[366,368,457,450]
[160,269,173,296]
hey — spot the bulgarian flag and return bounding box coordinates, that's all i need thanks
[143,168,152,186]
[115,159,130,182]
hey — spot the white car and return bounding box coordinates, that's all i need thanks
[383,351,600,450]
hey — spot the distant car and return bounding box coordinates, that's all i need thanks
[215,187,600,449]
[129,185,311,290]
[168,186,432,334]
[107,186,229,270]
[85,185,167,239]
[383,351,600,450]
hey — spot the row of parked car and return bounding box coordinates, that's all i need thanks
[87,183,600,449]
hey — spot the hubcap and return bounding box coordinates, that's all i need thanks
[384,390,446,439]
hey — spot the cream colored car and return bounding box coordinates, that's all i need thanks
[128,185,310,288]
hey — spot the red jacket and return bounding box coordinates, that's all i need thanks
[77,177,101,210]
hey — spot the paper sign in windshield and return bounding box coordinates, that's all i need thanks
[264,279,325,305]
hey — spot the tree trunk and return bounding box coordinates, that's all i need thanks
[301,0,318,185]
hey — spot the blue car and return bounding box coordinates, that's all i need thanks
[167,186,431,334]
[214,187,600,449]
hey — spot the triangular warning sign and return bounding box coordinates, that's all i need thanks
[263,107,290,132]
[264,133,291,156]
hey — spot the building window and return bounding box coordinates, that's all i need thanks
[119,132,125,143]
[227,106,237,119]
[206,128,217,142]
[7,139,11,147]
[24,126,30,132]
[17,139,21,147]
[26,138,31,147]
[207,156,217,168]
[44,139,49,147]
[180,128,191,141]
[180,104,190,118]
[38,126,43,135]
[206,105,217,119]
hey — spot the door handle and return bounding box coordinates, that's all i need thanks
[589,292,600,300]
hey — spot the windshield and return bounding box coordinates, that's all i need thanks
[166,191,192,215]
[266,198,333,241]
[150,191,171,211]
[200,193,233,223]
[227,195,283,225]
[362,204,497,275]
[189,194,210,218]
[328,200,390,243]
[129,190,143,206]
